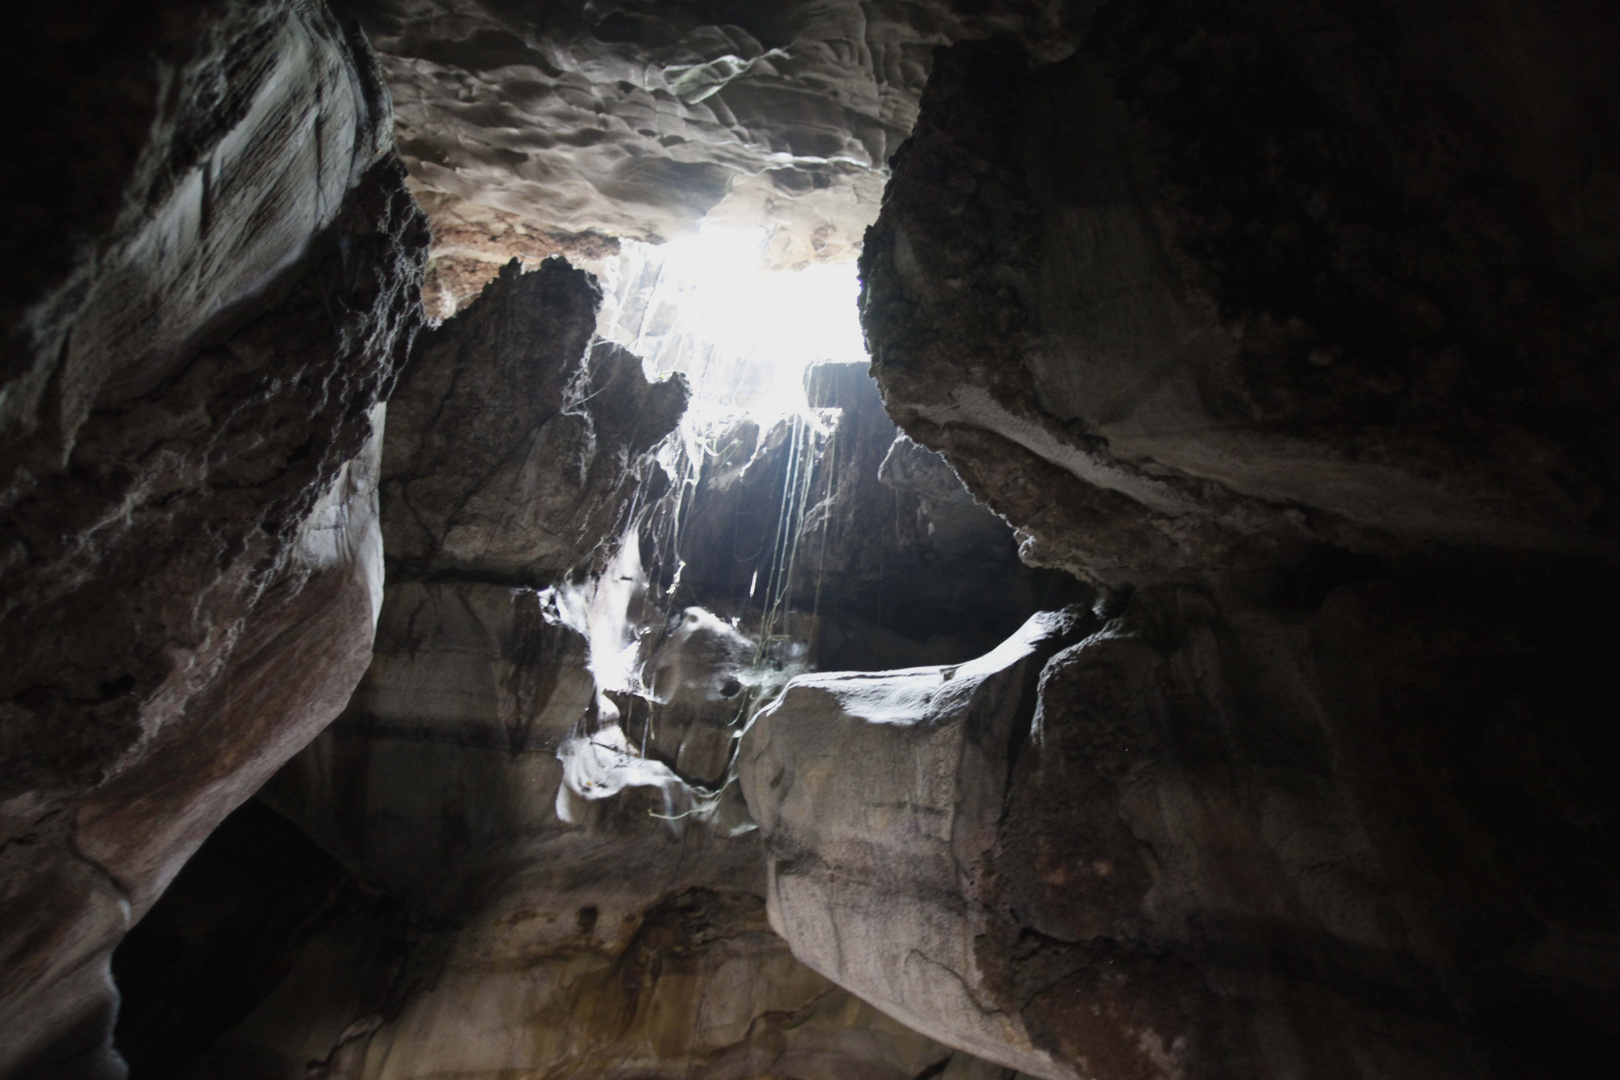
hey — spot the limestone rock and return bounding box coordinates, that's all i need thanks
[860,21,1620,582]
[114,243,1005,1076]
[333,0,1079,262]
[743,578,1620,1079]
[739,609,1095,1078]
[380,259,688,578]
[143,573,1003,1078]
[0,3,429,1077]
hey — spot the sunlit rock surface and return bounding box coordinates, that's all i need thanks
[0,4,428,1077]
[740,609,1095,1078]
[333,0,1078,268]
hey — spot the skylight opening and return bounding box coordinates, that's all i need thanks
[597,224,869,430]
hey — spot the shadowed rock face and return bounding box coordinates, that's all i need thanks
[379,257,688,578]
[0,2,429,1077]
[745,578,1620,1080]
[861,19,1620,583]
[815,7,1620,1079]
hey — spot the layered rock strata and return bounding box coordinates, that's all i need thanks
[1,3,428,1077]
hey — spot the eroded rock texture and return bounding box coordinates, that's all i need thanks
[380,257,687,578]
[740,609,1097,1077]
[746,579,1620,1079]
[112,258,1011,1079]
[812,7,1620,1079]
[1,3,428,1077]
[861,18,1620,581]
[333,0,1079,268]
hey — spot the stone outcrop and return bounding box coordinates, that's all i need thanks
[380,257,687,579]
[739,609,1095,1077]
[333,0,1079,266]
[1,3,428,1077]
[833,9,1620,1079]
[743,577,1620,1079]
[860,21,1620,582]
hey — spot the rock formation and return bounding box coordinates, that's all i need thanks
[859,21,1620,581]
[1,3,428,1077]
[107,248,1025,1079]
[8,2,1619,1079]
[750,10,1620,1078]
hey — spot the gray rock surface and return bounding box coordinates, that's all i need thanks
[380,259,688,577]
[860,23,1620,582]
[739,609,1094,1078]
[743,579,1620,1080]
[838,8,1620,1077]
[333,0,1078,264]
[0,3,429,1077]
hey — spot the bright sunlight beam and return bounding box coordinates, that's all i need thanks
[599,225,868,428]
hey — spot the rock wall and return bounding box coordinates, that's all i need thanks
[860,18,1620,582]
[744,576,1620,1079]
[379,257,687,578]
[0,4,428,1078]
[763,5,1620,1078]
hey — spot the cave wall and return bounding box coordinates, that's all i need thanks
[859,11,1620,582]
[734,4,1620,1078]
[1,3,429,1077]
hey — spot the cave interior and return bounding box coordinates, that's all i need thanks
[2,2,1619,1079]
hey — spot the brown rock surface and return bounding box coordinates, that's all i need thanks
[0,3,428,1076]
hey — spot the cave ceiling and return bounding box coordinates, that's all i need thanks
[336,0,1078,288]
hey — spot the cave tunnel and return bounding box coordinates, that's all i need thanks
[3,2,1619,1079]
